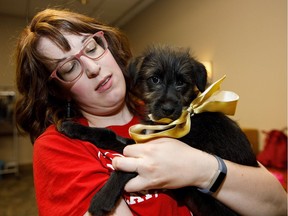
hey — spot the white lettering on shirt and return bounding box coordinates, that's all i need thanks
[126,190,159,205]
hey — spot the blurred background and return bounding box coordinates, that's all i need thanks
[1,0,286,166]
[0,0,286,215]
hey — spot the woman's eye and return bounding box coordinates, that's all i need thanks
[60,61,77,74]
[85,41,97,55]
[86,45,97,55]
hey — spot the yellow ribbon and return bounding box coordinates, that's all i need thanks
[129,75,239,143]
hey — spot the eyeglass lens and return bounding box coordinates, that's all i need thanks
[56,35,106,82]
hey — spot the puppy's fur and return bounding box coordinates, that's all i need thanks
[60,45,258,216]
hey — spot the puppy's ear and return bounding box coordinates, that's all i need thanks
[126,56,145,90]
[194,61,207,92]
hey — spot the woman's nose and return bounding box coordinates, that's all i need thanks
[81,56,101,78]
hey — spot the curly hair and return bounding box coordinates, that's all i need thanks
[15,8,133,143]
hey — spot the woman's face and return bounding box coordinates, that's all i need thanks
[37,33,127,116]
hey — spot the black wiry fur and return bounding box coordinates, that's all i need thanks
[60,45,258,216]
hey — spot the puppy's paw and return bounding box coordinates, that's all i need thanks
[88,193,116,216]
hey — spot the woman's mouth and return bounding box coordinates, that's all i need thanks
[96,75,112,92]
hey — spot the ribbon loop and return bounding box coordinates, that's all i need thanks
[129,75,239,143]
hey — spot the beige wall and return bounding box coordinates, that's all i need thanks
[0,15,33,165]
[0,0,286,164]
[122,0,287,149]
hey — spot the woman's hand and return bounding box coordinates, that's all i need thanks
[112,137,287,216]
[112,137,217,192]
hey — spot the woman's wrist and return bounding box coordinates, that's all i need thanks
[198,155,227,194]
[186,150,219,189]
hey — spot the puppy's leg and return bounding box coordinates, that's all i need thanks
[89,171,137,216]
[59,121,134,153]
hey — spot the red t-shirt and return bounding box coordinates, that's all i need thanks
[33,116,191,216]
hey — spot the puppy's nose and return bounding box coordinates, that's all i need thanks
[161,104,175,116]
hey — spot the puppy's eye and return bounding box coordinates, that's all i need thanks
[176,80,184,86]
[175,79,186,91]
[149,76,161,84]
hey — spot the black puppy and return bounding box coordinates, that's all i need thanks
[60,45,258,216]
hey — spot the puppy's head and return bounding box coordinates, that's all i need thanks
[126,45,207,122]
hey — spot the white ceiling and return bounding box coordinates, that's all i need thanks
[0,0,155,27]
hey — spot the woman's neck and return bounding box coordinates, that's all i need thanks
[83,104,133,128]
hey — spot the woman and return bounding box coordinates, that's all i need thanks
[15,8,286,216]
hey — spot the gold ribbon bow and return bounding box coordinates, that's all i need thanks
[129,75,239,143]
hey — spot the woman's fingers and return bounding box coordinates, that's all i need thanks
[112,138,211,192]
[112,157,139,173]
[123,174,151,192]
[112,156,159,192]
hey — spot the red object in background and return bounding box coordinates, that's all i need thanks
[257,129,287,190]
[267,168,287,190]
[257,129,287,169]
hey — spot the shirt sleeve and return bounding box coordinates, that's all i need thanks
[33,125,110,216]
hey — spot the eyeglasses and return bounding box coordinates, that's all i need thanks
[49,31,108,88]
